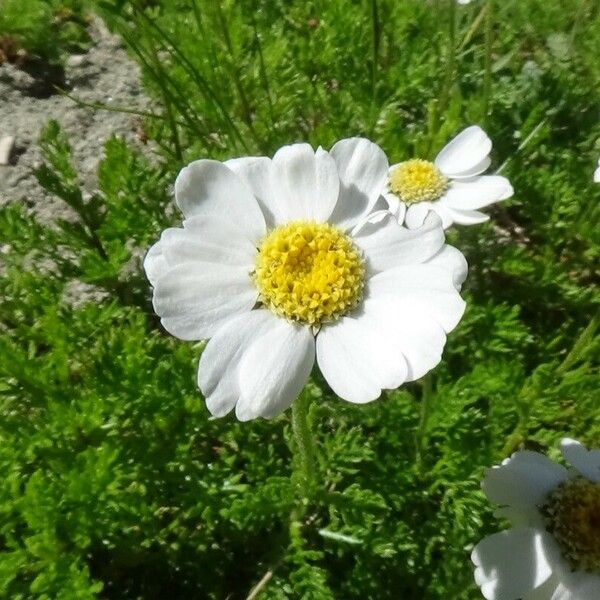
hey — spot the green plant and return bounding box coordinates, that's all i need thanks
[0,0,599,597]
[0,0,90,65]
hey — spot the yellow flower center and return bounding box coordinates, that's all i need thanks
[541,477,600,573]
[389,159,449,204]
[254,221,365,326]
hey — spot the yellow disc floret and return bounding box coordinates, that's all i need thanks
[541,477,600,573]
[254,221,365,326]
[389,159,449,204]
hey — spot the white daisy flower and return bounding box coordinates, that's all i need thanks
[144,139,467,421]
[381,125,514,229]
[594,158,600,183]
[472,438,600,600]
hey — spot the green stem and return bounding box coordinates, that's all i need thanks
[370,0,381,100]
[415,374,433,467]
[291,388,317,500]
[556,311,599,376]
[482,0,494,121]
[213,1,259,142]
[442,0,457,104]
[569,0,589,50]
[430,0,457,155]
[458,2,489,52]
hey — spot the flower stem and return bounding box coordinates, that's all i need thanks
[415,373,434,467]
[291,387,317,500]
[442,0,457,103]
[370,0,381,100]
[481,0,494,121]
[430,0,457,153]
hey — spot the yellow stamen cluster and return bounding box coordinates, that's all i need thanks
[541,477,600,573]
[389,159,449,204]
[254,221,365,326]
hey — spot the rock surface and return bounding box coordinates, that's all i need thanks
[0,18,154,220]
[0,136,14,165]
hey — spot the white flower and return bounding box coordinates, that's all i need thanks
[144,139,467,421]
[381,125,513,229]
[594,158,600,183]
[472,438,600,600]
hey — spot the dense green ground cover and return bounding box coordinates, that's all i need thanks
[0,0,90,66]
[0,0,599,597]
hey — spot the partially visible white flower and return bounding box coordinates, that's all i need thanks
[594,158,600,183]
[472,438,600,600]
[457,0,474,4]
[380,126,513,229]
[144,138,467,421]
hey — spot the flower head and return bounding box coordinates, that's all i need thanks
[145,139,467,421]
[472,438,600,600]
[253,220,365,326]
[383,126,513,229]
[594,158,600,183]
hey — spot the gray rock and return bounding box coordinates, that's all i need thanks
[66,54,88,69]
[0,17,155,208]
[0,18,157,303]
[0,135,15,165]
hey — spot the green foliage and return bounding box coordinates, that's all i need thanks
[0,0,90,64]
[0,0,599,598]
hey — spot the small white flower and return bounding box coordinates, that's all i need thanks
[145,138,467,421]
[472,438,600,600]
[381,126,513,229]
[594,158,600,183]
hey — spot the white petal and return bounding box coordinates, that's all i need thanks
[351,208,392,236]
[270,143,339,223]
[225,156,279,228]
[367,263,466,332]
[427,203,456,229]
[174,159,266,241]
[404,202,432,229]
[494,506,545,529]
[523,573,561,600]
[424,245,468,290]
[161,216,257,267]
[354,212,445,273]
[450,156,491,179]
[395,202,407,226]
[350,197,401,236]
[198,310,275,417]
[472,528,560,600]
[328,138,389,230]
[560,438,600,482]
[360,297,447,381]
[316,309,408,404]
[143,240,169,287]
[594,161,600,183]
[444,206,490,226]
[435,125,492,178]
[371,194,390,213]
[235,318,315,421]
[152,262,257,340]
[442,176,513,210]
[382,191,402,215]
[550,573,600,600]
[482,451,568,509]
